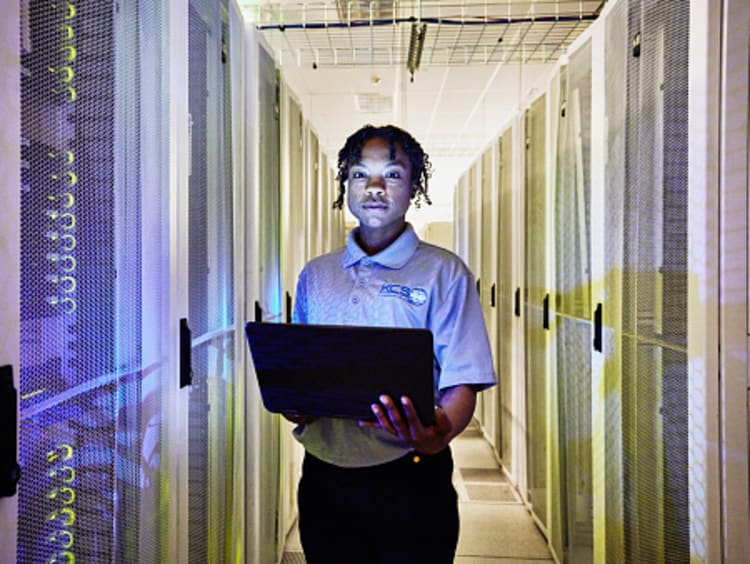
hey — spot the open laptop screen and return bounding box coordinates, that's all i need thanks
[245,322,435,426]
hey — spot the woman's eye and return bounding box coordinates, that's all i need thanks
[351,170,366,179]
[386,171,401,179]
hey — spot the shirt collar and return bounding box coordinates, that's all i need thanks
[342,223,420,269]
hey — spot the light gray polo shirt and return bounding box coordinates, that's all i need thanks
[292,223,496,467]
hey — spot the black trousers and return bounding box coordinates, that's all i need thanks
[297,448,460,564]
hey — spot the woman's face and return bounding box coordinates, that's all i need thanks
[346,137,414,236]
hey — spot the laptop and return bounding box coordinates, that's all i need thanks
[245,322,436,426]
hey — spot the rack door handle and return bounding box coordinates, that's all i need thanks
[514,287,521,317]
[476,278,481,296]
[490,283,496,308]
[593,303,603,352]
[254,300,263,323]
[0,365,20,498]
[543,293,550,330]
[285,292,292,324]
[179,319,193,388]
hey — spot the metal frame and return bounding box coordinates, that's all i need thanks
[245,1,603,68]
[0,1,20,561]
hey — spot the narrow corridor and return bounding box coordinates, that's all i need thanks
[282,419,553,563]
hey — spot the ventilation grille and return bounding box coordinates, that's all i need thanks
[355,92,392,113]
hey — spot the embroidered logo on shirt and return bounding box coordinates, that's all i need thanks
[379,283,428,306]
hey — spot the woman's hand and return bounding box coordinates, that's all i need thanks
[359,386,476,455]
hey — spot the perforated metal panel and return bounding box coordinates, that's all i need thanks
[479,144,498,448]
[554,38,594,564]
[603,0,627,560]
[498,128,513,472]
[18,1,166,562]
[187,0,236,561]
[306,129,320,260]
[620,0,690,561]
[524,94,547,528]
[257,42,283,564]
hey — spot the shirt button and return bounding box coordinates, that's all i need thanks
[352,296,360,304]
[357,279,366,287]
[362,258,370,266]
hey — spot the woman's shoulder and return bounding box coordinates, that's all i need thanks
[414,241,472,276]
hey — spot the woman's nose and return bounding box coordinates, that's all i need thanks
[366,176,385,193]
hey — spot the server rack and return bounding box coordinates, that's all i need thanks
[4,1,249,562]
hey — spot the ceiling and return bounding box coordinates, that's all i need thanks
[238,1,605,226]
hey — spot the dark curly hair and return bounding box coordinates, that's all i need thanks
[333,124,432,210]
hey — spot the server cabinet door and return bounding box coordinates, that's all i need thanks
[0,3,21,561]
[480,143,499,448]
[256,41,284,564]
[185,1,239,561]
[554,39,595,564]
[614,1,691,561]
[497,127,514,475]
[15,2,176,562]
[278,88,306,545]
[524,94,548,529]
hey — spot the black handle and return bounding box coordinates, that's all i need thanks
[514,287,521,317]
[476,278,481,296]
[0,365,20,498]
[543,293,550,330]
[593,303,603,352]
[179,318,193,388]
[286,292,292,324]
[490,283,496,308]
[254,300,263,323]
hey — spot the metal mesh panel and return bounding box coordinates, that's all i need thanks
[621,0,690,561]
[556,42,592,320]
[468,164,481,274]
[603,0,627,560]
[285,95,305,288]
[524,95,547,527]
[498,128,513,471]
[554,39,594,564]
[481,145,494,321]
[480,144,498,449]
[307,130,320,260]
[258,42,283,564]
[556,318,594,562]
[188,0,236,561]
[259,48,282,321]
[188,4,211,558]
[18,1,166,562]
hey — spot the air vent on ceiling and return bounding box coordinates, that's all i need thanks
[336,0,394,21]
[355,93,392,113]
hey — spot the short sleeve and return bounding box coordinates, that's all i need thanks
[431,272,496,391]
[292,267,308,324]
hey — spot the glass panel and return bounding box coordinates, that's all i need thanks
[17,1,167,562]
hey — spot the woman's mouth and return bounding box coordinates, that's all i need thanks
[362,202,388,210]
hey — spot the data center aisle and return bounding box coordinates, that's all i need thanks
[282,419,553,563]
